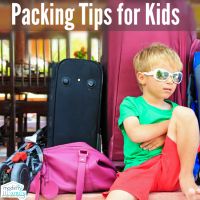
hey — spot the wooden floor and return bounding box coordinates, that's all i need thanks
[0,154,187,200]
[27,192,186,200]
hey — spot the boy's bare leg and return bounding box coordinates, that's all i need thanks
[167,106,200,200]
[106,190,136,200]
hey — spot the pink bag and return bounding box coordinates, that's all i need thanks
[30,142,117,200]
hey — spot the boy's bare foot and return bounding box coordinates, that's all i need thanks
[180,176,200,200]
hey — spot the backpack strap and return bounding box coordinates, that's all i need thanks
[33,171,41,200]
[76,150,88,200]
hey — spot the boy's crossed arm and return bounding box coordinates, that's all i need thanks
[123,116,170,148]
[140,135,166,150]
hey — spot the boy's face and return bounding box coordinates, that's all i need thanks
[137,61,181,100]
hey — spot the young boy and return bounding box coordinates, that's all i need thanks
[105,43,200,200]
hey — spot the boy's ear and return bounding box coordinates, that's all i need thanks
[136,72,146,85]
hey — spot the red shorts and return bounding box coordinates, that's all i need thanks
[104,136,180,200]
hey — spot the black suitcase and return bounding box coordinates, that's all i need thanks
[47,59,103,149]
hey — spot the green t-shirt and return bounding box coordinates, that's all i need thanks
[118,96,178,170]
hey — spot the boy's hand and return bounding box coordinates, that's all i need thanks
[140,135,166,151]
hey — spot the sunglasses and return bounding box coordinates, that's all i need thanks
[142,68,183,84]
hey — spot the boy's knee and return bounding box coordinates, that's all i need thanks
[106,190,135,200]
[172,106,196,121]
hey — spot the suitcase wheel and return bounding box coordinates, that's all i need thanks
[0,163,10,185]
[10,163,30,192]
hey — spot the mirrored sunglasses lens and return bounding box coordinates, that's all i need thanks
[173,72,182,83]
[156,70,169,80]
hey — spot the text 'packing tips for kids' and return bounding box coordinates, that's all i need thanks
[10,2,188,31]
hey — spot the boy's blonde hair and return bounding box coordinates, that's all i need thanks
[133,43,183,73]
